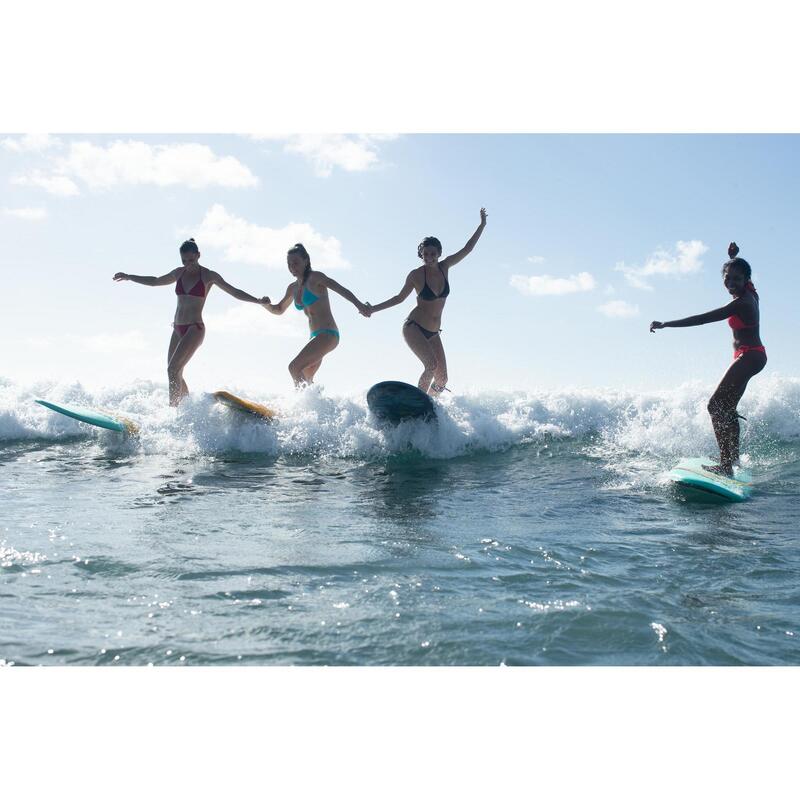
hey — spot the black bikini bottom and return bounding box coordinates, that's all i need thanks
[404,318,440,340]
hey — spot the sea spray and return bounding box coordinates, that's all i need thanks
[3,376,799,463]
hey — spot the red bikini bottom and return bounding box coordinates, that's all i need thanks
[173,322,205,337]
[733,345,766,360]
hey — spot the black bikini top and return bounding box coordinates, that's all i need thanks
[418,264,450,301]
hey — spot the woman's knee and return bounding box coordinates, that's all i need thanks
[707,391,730,415]
[708,398,737,426]
[419,363,436,378]
[424,354,440,372]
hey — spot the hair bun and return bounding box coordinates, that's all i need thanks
[728,241,739,259]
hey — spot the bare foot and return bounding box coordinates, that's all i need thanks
[702,463,734,478]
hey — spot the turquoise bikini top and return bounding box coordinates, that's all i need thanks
[294,283,320,310]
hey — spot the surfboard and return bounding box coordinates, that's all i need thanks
[35,399,139,435]
[366,381,436,424]
[668,457,752,502]
[213,391,276,422]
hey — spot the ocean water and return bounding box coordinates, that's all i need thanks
[1,375,799,666]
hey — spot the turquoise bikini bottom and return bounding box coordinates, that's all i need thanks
[310,328,340,340]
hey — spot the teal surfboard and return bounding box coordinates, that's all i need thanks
[35,399,139,435]
[366,381,435,424]
[668,457,752,501]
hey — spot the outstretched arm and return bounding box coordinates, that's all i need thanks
[650,299,741,332]
[263,284,294,315]
[368,272,416,314]
[440,207,487,269]
[113,269,178,287]
[316,273,369,315]
[208,271,267,304]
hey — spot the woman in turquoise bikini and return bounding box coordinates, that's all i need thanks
[263,243,369,386]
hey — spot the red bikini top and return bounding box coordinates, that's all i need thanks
[727,315,752,330]
[728,281,758,329]
[175,269,206,297]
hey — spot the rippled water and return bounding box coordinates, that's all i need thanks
[2,377,799,665]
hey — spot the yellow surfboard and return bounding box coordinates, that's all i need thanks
[213,391,276,422]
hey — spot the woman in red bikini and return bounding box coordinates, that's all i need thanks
[113,239,268,406]
[364,208,487,396]
[650,243,767,476]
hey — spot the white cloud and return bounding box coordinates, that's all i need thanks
[191,204,350,271]
[615,240,708,290]
[527,255,546,264]
[251,134,398,177]
[1,134,61,153]
[597,299,640,318]
[2,206,47,221]
[12,140,258,195]
[13,171,80,196]
[202,304,305,340]
[510,271,596,296]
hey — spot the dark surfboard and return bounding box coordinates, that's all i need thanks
[366,381,436,424]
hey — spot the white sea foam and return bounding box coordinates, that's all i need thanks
[2,375,799,461]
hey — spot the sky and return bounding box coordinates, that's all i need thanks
[2,133,798,396]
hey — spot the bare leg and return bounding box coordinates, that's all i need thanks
[426,333,448,396]
[166,329,182,404]
[706,351,766,475]
[402,322,438,394]
[167,326,206,406]
[288,334,339,387]
[302,360,323,383]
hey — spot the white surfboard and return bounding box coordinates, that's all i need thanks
[668,457,752,501]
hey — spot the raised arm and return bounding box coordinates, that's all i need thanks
[208,271,267,304]
[315,272,369,315]
[263,283,294,315]
[650,298,741,332]
[440,207,487,269]
[367,271,416,314]
[113,269,179,287]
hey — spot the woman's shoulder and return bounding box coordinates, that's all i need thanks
[307,269,329,287]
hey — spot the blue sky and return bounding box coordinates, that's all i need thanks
[3,133,798,395]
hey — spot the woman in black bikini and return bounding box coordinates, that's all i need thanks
[650,242,767,476]
[113,238,268,406]
[365,208,487,396]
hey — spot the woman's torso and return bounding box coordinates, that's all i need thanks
[408,262,450,328]
[174,266,210,324]
[295,271,337,330]
[728,291,762,349]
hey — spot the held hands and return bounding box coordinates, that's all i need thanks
[479,207,488,226]
[258,296,271,306]
[113,272,129,281]
[649,321,665,333]
[358,301,372,318]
